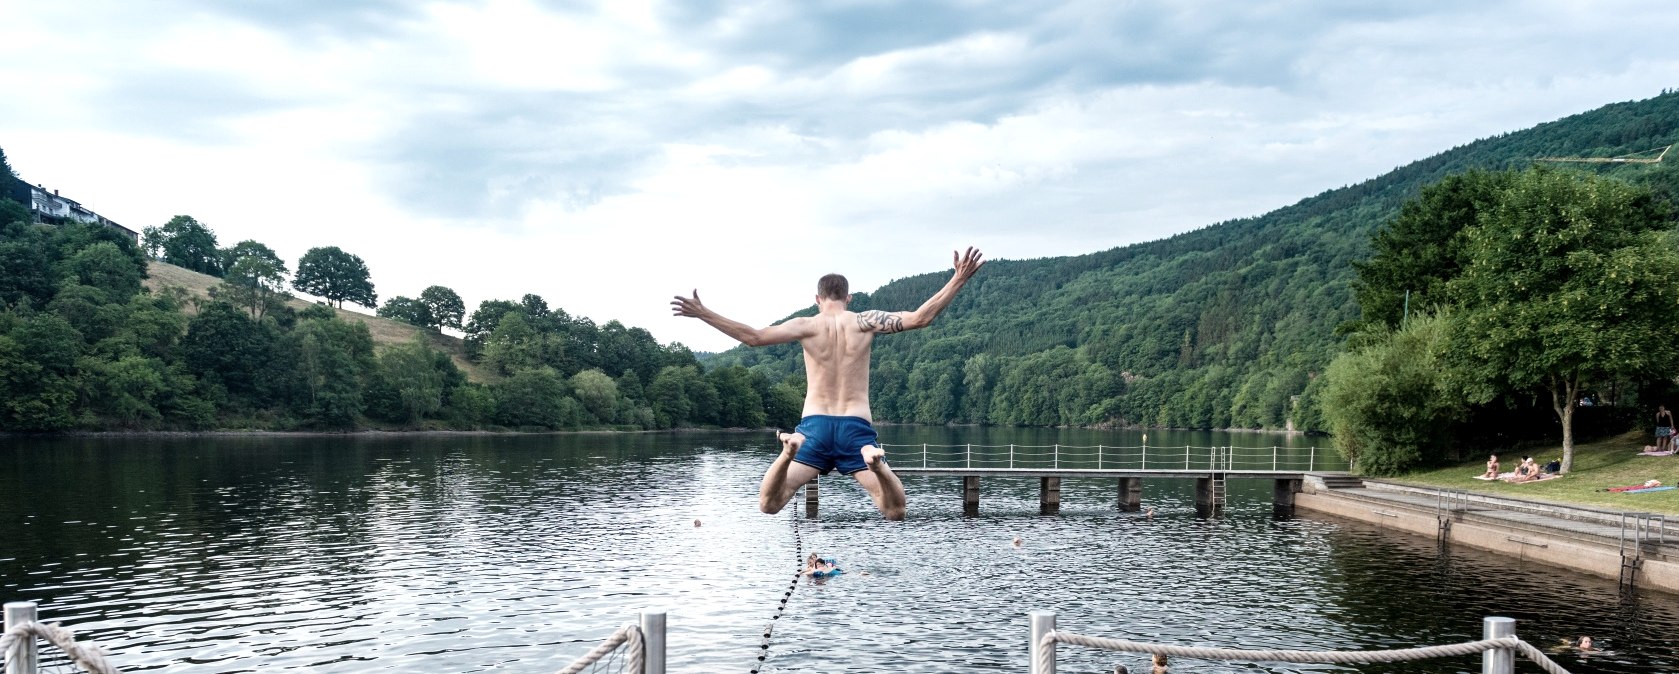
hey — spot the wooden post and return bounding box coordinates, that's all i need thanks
[1195,476,1213,517]
[963,476,980,516]
[1040,477,1061,515]
[1117,477,1142,512]
[805,478,819,518]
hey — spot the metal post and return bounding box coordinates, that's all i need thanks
[640,611,666,674]
[1272,445,1278,471]
[1009,444,1014,468]
[1185,445,1190,470]
[1097,444,1103,469]
[1029,610,1056,674]
[1053,444,1059,469]
[921,443,927,468]
[1309,446,1316,472]
[1482,616,1514,674]
[967,443,972,468]
[5,601,39,674]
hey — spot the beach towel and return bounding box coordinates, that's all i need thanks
[1607,480,1663,492]
[1623,485,1676,493]
[1639,449,1675,457]
[1473,475,1499,481]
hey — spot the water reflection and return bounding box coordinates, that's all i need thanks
[0,432,1669,673]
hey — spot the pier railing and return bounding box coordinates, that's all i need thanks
[881,443,1331,472]
[1028,611,1572,674]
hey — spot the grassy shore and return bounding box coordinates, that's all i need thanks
[1390,431,1679,515]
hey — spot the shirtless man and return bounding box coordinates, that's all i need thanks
[671,247,985,520]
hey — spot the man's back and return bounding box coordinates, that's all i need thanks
[797,309,877,420]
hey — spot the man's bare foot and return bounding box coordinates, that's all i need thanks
[779,432,805,458]
[862,445,885,466]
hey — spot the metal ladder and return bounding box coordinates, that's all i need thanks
[1434,488,1470,542]
[1210,446,1230,512]
[1619,512,1666,590]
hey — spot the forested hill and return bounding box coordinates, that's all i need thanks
[710,91,1679,431]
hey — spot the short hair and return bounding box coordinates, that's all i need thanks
[817,273,849,300]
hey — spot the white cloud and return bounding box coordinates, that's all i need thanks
[3,0,1679,352]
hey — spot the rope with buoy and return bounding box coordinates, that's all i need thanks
[750,500,805,673]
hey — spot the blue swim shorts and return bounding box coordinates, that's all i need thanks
[791,415,879,475]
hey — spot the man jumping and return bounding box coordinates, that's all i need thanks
[671,247,985,520]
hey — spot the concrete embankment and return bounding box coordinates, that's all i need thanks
[1294,477,1679,595]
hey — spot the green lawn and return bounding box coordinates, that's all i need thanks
[1390,432,1679,515]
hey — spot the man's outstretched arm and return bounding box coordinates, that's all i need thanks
[857,247,985,334]
[672,290,812,347]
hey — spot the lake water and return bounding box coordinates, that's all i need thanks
[1,430,1672,673]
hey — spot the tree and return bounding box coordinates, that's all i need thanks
[1450,168,1679,473]
[376,337,449,424]
[220,240,288,276]
[151,216,223,275]
[293,246,377,309]
[212,242,291,319]
[377,296,433,328]
[1350,171,1513,331]
[420,286,465,331]
[181,301,275,400]
[570,368,619,424]
[61,241,144,300]
[1320,312,1463,475]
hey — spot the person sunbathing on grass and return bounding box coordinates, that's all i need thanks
[1478,454,1500,479]
[1504,456,1539,483]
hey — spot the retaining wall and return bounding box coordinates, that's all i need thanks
[1294,490,1679,595]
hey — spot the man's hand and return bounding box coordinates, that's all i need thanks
[953,246,985,282]
[671,290,709,318]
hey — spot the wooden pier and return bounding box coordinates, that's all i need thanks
[805,443,1346,516]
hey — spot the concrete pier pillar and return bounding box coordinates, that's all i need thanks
[1273,478,1301,507]
[963,476,980,516]
[1195,477,1213,517]
[1040,477,1061,515]
[1117,477,1141,512]
[805,478,819,518]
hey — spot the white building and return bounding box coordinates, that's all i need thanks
[28,184,137,243]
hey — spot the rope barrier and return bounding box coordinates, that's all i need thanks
[0,621,122,674]
[749,500,804,673]
[1036,632,1573,674]
[555,623,643,674]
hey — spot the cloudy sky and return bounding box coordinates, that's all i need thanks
[3,1,1678,351]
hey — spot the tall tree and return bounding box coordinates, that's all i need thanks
[419,285,465,331]
[213,255,292,319]
[1450,168,1679,473]
[377,296,433,328]
[1350,170,1513,331]
[150,216,223,275]
[293,246,377,309]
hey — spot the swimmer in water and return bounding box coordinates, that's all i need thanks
[802,553,839,577]
[1012,537,1023,549]
[675,248,985,520]
[693,519,701,527]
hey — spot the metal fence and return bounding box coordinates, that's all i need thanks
[881,443,1329,472]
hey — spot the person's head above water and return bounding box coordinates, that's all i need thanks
[816,274,851,304]
[1012,537,1022,548]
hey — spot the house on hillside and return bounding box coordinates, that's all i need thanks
[28,184,137,243]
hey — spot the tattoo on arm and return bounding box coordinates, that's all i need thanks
[857,310,905,334]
